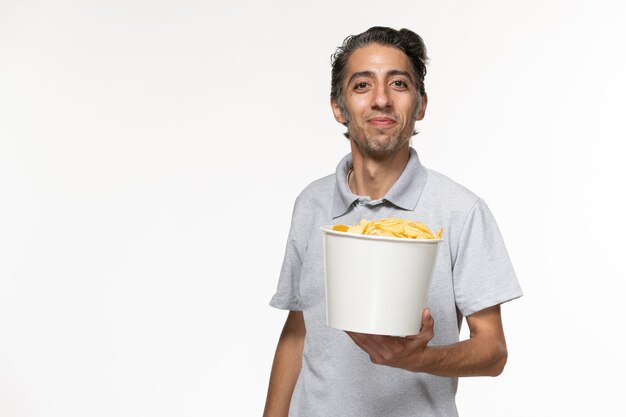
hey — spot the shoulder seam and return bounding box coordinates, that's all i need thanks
[453,197,482,267]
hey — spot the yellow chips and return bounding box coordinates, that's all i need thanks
[332,218,443,239]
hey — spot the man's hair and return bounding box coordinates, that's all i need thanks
[330,26,429,104]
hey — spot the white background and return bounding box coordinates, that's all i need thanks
[1,0,625,416]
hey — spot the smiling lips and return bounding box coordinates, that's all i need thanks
[368,117,397,127]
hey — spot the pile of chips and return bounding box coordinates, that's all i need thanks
[332,218,443,239]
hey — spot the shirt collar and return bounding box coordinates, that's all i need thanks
[332,147,428,219]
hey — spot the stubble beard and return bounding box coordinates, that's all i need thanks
[350,126,411,161]
[339,95,422,162]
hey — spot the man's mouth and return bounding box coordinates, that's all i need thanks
[367,117,396,126]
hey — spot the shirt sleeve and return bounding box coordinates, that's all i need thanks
[269,199,304,311]
[453,198,523,317]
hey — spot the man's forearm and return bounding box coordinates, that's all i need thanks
[414,305,508,377]
[347,305,508,378]
[263,311,305,417]
[412,329,507,377]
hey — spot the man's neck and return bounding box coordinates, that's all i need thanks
[348,143,410,200]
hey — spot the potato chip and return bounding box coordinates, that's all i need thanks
[332,218,443,240]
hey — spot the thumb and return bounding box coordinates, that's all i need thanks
[419,308,434,335]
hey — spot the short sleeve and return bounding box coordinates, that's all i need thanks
[453,198,523,317]
[269,200,304,311]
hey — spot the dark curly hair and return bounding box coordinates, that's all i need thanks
[331,26,429,107]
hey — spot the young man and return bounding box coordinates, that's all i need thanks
[264,26,522,417]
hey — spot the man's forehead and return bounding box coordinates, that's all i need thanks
[345,43,414,81]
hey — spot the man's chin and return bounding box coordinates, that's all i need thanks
[362,142,409,161]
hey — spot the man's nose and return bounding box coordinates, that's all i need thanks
[372,84,392,109]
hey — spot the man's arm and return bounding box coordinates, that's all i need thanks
[346,304,507,377]
[263,311,306,417]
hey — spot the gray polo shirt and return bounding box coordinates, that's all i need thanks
[270,147,522,417]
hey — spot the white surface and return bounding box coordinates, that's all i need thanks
[323,227,441,336]
[1,1,624,416]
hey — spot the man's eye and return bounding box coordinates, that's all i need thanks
[392,80,408,88]
[355,82,369,90]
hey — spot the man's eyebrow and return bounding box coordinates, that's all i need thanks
[346,69,415,86]
[347,71,375,86]
[388,70,415,83]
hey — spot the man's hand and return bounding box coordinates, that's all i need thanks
[346,308,434,372]
[346,305,508,377]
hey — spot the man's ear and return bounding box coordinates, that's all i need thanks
[331,97,347,124]
[415,93,428,121]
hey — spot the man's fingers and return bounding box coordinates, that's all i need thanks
[346,331,377,353]
[346,332,400,364]
[347,331,417,365]
[346,332,382,363]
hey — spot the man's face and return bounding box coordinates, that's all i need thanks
[331,43,427,161]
